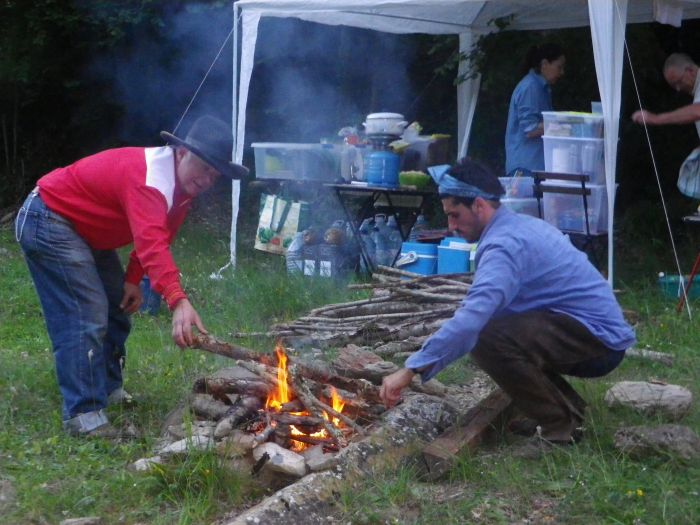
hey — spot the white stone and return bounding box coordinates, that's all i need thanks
[605,381,693,420]
[252,442,307,477]
[157,434,213,456]
[130,456,164,472]
[214,417,235,439]
[216,431,256,456]
[302,444,339,472]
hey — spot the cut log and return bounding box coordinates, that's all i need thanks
[422,388,512,479]
[625,348,674,366]
[192,376,272,399]
[374,336,427,357]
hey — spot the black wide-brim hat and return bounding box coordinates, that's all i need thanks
[160,115,249,180]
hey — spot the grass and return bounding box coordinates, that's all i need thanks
[1,211,700,524]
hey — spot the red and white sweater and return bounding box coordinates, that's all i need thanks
[38,146,191,309]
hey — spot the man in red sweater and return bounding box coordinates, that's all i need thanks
[14,115,247,437]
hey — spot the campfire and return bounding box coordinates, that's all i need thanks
[255,344,350,452]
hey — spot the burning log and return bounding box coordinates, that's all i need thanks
[279,399,305,412]
[269,412,326,427]
[254,412,276,444]
[287,366,347,448]
[192,376,272,400]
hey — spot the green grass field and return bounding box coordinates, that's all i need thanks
[1,215,699,524]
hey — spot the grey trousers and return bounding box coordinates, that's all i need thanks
[471,311,624,441]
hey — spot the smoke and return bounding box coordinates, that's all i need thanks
[85,3,418,145]
[87,2,233,144]
[250,17,417,142]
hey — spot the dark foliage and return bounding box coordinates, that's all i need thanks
[3,1,700,244]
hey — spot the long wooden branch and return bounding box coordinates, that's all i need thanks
[192,334,269,362]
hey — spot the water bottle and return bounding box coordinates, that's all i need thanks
[386,215,403,265]
[358,218,376,272]
[372,215,390,267]
[409,214,428,241]
[286,232,304,274]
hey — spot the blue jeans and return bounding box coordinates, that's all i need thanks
[15,190,131,423]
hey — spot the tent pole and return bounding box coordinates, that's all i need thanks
[230,2,241,267]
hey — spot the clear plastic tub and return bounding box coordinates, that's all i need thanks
[542,136,605,185]
[499,176,534,198]
[542,111,604,138]
[541,182,609,234]
[501,197,539,217]
[252,143,342,181]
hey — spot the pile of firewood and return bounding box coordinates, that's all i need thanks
[190,334,400,451]
[231,266,473,356]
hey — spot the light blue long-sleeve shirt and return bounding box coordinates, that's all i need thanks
[505,70,552,174]
[405,207,636,381]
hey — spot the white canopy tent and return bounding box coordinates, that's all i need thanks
[228,0,700,283]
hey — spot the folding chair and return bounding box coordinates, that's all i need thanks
[533,171,608,269]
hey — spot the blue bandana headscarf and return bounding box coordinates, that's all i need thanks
[427,164,501,201]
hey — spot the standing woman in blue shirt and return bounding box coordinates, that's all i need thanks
[505,43,566,176]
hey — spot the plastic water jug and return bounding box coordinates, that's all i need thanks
[372,214,393,267]
[409,214,428,241]
[386,215,403,263]
[358,218,376,272]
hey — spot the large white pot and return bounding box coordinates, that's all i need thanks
[363,112,408,135]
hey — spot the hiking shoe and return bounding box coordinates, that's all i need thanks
[107,388,137,408]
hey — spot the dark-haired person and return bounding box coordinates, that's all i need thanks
[505,43,566,176]
[15,115,248,438]
[632,53,700,138]
[380,159,635,453]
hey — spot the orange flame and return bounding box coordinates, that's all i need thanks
[263,344,348,451]
[265,344,289,410]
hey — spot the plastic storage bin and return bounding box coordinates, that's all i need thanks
[252,143,341,181]
[395,242,437,275]
[658,274,700,300]
[437,237,475,274]
[541,182,609,234]
[499,176,534,198]
[542,111,604,138]
[543,136,605,184]
[501,197,539,217]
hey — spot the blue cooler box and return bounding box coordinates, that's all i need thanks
[395,242,437,275]
[437,237,475,274]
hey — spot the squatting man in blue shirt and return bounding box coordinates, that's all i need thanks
[380,158,636,448]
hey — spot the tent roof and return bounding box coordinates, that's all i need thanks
[236,0,700,34]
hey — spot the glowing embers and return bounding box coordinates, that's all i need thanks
[260,344,349,452]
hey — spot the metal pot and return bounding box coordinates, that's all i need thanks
[363,112,408,136]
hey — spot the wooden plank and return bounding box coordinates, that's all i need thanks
[422,388,511,478]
